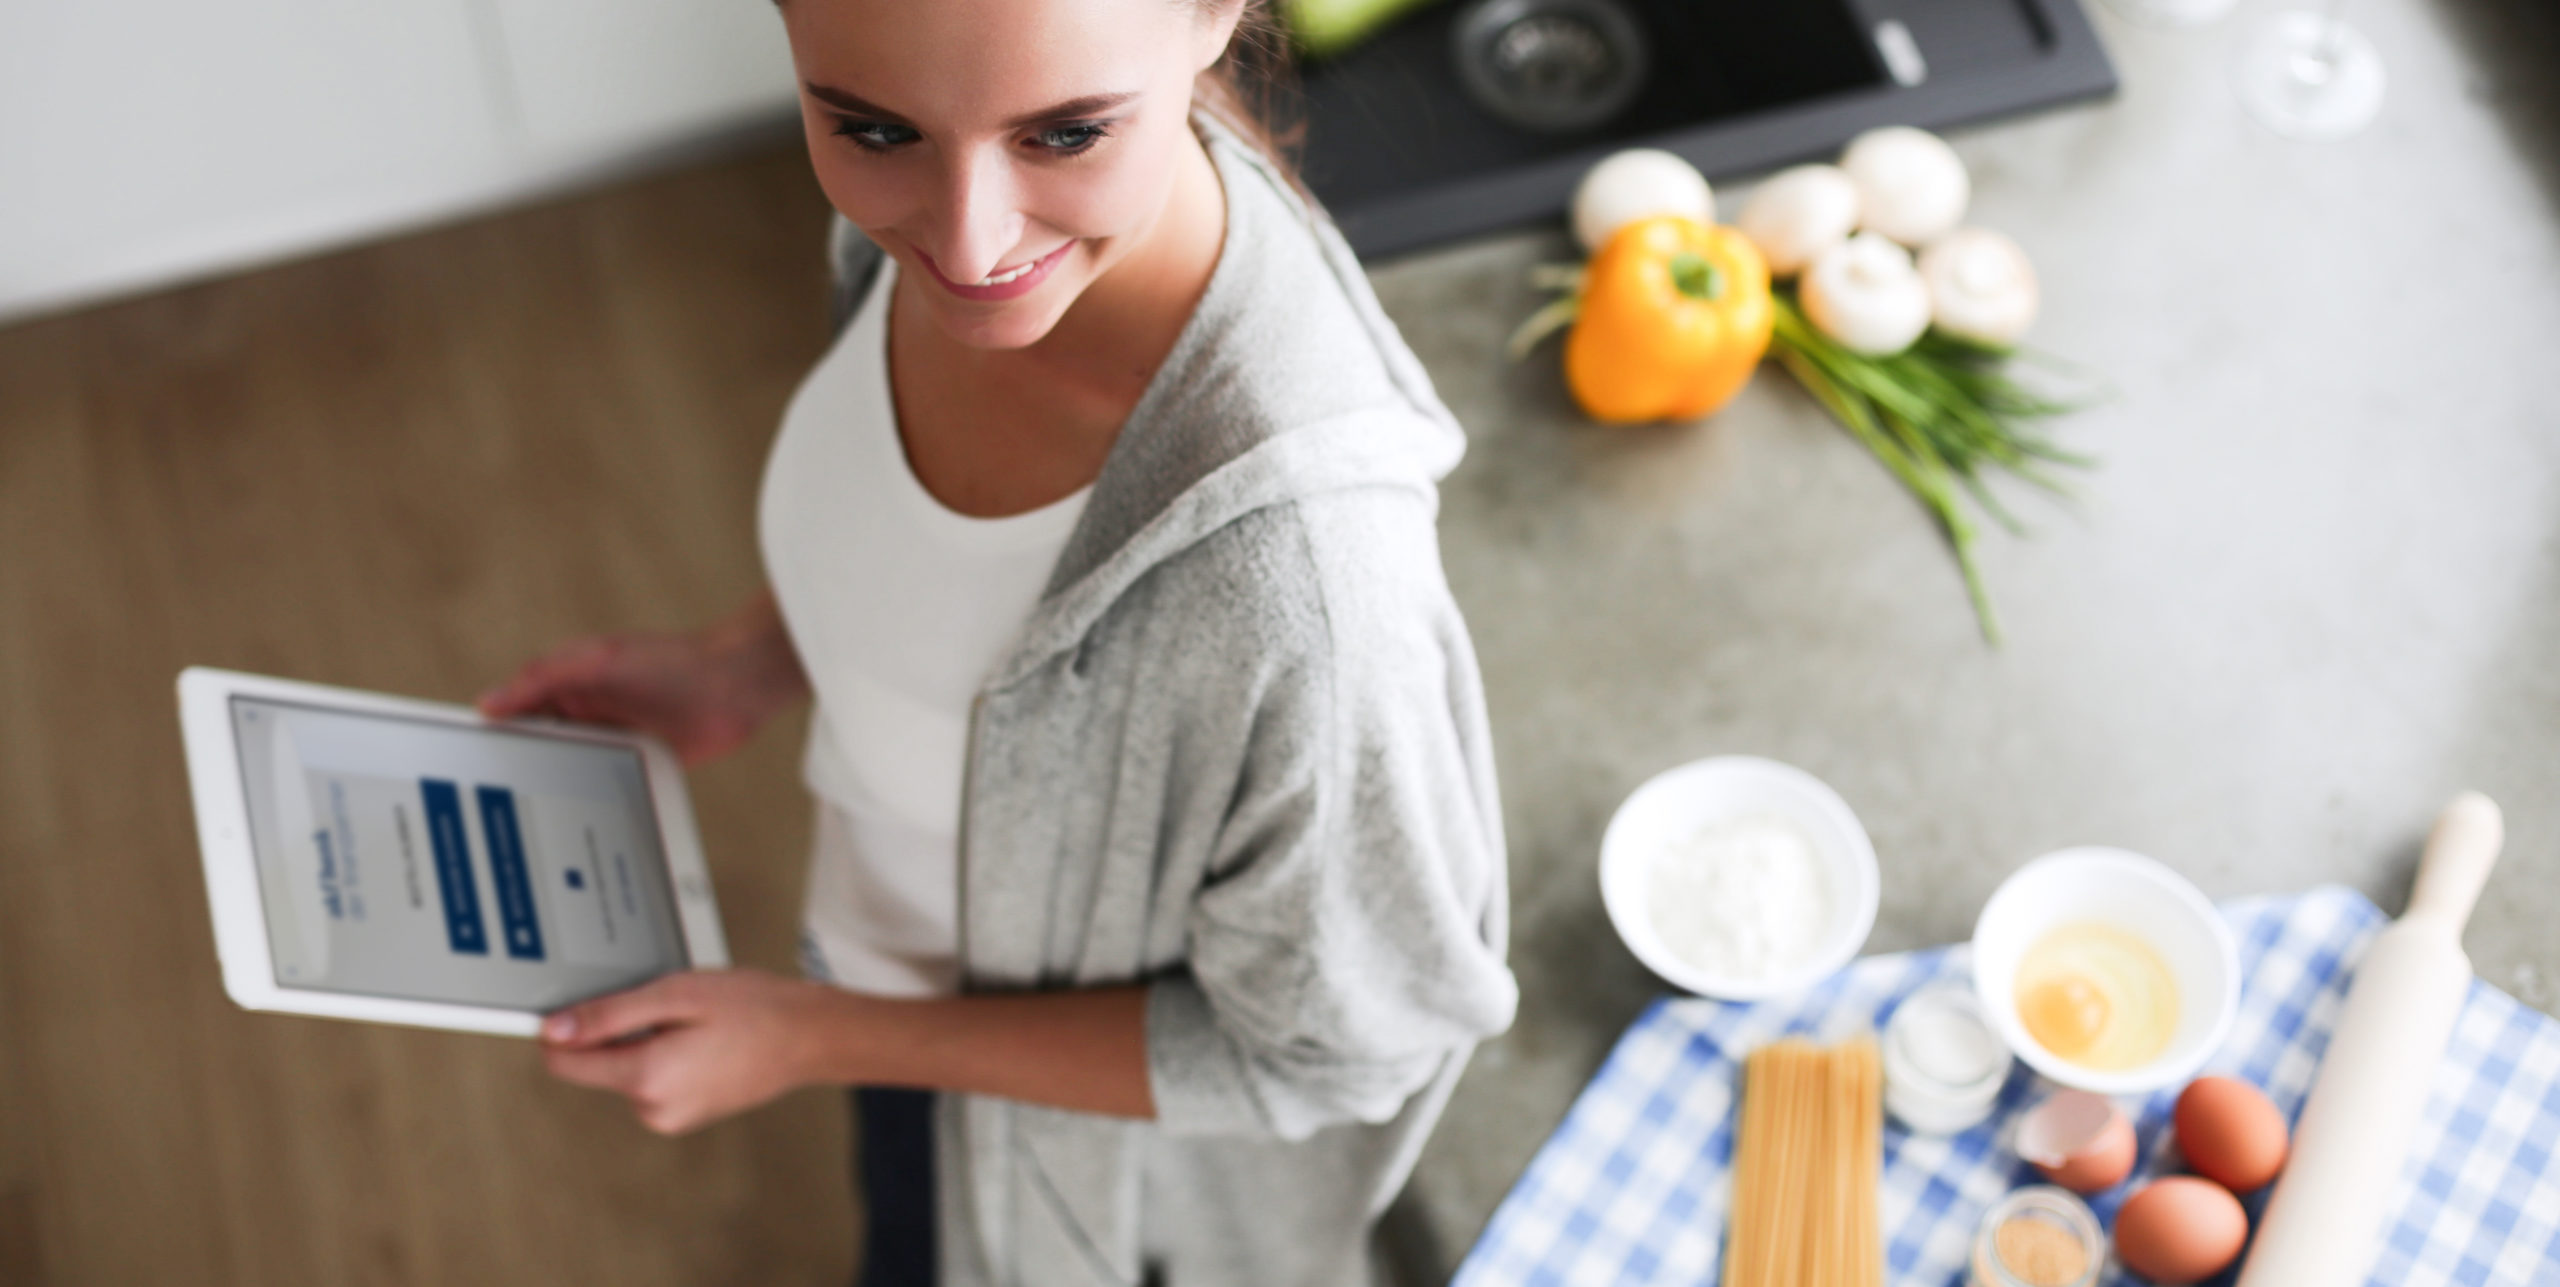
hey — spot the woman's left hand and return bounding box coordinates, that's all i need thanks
[539,968,850,1135]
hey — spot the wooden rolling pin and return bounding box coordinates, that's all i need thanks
[2235,791,2505,1287]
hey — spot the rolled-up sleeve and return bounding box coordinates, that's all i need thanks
[1144,522,1519,1140]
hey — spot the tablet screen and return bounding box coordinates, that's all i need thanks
[229,696,691,1011]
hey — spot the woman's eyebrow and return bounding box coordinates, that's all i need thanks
[802,83,910,122]
[801,83,1139,128]
[1003,92,1140,127]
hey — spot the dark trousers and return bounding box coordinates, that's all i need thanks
[853,1087,938,1287]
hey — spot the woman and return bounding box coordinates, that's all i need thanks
[478,0,1517,1283]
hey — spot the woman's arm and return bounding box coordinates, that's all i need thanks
[538,969,1153,1134]
[819,985,1154,1118]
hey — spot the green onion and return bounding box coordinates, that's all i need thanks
[1769,288,2100,645]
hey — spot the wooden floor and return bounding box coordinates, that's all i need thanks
[0,145,858,1286]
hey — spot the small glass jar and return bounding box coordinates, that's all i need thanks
[1970,1186,2103,1287]
[1882,980,2011,1133]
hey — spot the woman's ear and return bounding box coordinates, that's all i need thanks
[1192,0,1248,73]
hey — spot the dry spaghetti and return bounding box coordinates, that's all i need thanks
[1724,1036,1883,1287]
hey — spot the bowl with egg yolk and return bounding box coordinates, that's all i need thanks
[1970,849,2239,1095]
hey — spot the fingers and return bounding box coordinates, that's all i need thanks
[477,659,580,718]
[477,638,619,718]
[477,669,560,719]
[543,1041,650,1096]
[540,1022,714,1135]
[540,1041,699,1134]
[474,682,546,719]
[535,971,807,1137]
[540,977,706,1133]
[543,973,702,1049]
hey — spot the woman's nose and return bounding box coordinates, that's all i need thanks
[924,147,1026,285]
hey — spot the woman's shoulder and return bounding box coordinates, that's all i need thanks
[1030,127,1472,622]
[1157,119,1459,446]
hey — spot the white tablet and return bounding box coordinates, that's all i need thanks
[176,666,728,1037]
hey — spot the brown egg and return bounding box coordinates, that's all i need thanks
[2114,1177,2247,1284]
[2016,1091,2137,1194]
[2174,1076,2289,1193]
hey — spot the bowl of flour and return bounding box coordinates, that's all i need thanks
[1598,755,1879,1000]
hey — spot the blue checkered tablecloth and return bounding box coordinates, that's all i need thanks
[1455,886,2560,1286]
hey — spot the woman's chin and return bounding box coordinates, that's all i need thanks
[925,295,1075,352]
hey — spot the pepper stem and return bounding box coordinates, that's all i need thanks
[1669,252,1724,302]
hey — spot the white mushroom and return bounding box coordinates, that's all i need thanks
[1919,228,2040,347]
[1572,149,1714,252]
[1800,232,1933,356]
[1735,164,1861,278]
[1839,127,1970,247]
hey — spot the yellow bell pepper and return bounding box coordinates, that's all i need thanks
[1565,216,1774,424]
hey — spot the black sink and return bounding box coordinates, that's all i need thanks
[1296,0,2117,256]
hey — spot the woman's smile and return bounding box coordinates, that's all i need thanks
[915,240,1079,302]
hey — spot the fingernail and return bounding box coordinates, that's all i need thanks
[545,1013,577,1041]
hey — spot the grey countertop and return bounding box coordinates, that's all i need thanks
[1363,0,2560,1275]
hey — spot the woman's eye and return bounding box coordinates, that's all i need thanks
[831,119,919,152]
[1028,124,1110,156]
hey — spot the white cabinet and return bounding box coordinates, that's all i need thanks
[0,0,799,324]
[486,0,797,154]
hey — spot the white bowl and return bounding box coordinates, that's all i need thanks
[1970,847,2240,1095]
[1599,756,1880,1000]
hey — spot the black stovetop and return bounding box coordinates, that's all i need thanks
[1295,0,2116,257]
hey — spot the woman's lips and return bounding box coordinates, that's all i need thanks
[916,241,1076,302]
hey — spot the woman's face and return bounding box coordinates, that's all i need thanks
[782,0,1236,351]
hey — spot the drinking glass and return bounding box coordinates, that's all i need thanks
[2236,0,2387,140]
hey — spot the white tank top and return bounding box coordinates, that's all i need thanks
[756,259,1089,997]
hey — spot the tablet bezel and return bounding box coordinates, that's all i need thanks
[176,666,729,1037]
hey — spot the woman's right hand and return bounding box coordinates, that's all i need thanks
[477,591,809,766]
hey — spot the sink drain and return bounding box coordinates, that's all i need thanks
[1452,0,1650,135]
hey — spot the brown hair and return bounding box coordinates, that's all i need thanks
[1188,0,1310,196]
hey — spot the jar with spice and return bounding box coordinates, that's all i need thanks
[1970,1186,2103,1287]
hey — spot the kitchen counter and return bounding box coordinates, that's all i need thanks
[1362,0,2560,1275]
